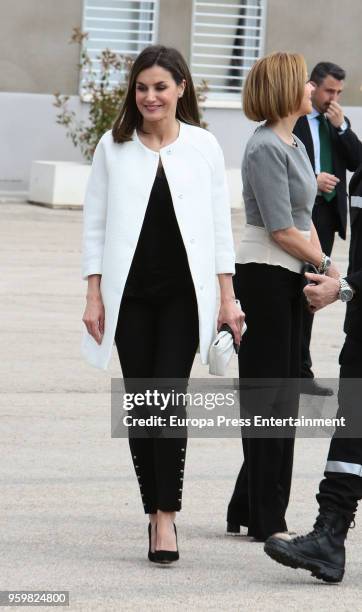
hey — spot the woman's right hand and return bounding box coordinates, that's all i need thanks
[82,294,105,345]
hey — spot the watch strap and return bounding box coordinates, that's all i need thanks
[338,120,348,134]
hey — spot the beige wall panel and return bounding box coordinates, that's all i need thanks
[265,0,362,105]
[0,0,82,94]
[157,0,193,60]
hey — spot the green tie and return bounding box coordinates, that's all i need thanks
[317,113,336,202]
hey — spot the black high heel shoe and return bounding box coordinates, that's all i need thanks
[153,524,179,564]
[148,523,156,562]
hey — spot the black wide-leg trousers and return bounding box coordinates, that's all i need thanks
[227,263,303,541]
[114,291,199,514]
[316,336,362,518]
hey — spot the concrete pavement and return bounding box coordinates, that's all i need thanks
[1,201,360,611]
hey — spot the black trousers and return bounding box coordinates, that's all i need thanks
[114,291,199,514]
[301,196,341,377]
[227,263,303,541]
[316,336,362,518]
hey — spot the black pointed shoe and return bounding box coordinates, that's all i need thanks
[153,524,179,564]
[264,509,352,583]
[226,522,241,536]
[148,523,155,562]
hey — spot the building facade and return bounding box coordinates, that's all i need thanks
[1,0,362,197]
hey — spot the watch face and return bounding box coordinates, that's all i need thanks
[341,288,353,302]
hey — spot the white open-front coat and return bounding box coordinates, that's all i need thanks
[81,121,235,369]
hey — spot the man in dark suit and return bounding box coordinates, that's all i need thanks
[264,166,362,583]
[294,62,362,394]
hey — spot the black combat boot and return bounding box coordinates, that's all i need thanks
[264,509,353,583]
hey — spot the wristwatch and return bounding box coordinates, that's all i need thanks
[339,278,354,302]
[338,120,348,134]
[317,254,332,274]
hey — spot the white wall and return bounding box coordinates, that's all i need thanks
[0,93,85,199]
[204,105,362,171]
[1,92,362,199]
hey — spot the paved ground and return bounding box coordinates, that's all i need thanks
[1,201,360,611]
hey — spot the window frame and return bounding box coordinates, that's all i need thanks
[190,0,267,108]
[80,0,160,96]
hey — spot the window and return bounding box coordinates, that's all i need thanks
[81,0,158,88]
[191,0,266,102]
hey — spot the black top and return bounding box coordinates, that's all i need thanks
[124,165,194,298]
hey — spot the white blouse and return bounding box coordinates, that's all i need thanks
[236,224,311,274]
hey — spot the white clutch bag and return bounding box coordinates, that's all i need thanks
[209,320,247,377]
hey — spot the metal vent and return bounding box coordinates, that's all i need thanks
[191,0,266,100]
[82,0,158,87]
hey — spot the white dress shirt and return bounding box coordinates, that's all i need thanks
[307,108,322,175]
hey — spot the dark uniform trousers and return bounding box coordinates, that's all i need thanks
[317,336,362,518]
[316,167,362,519]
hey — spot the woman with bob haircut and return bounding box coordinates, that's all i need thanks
[81,45,244,563]
[226,52,340,541]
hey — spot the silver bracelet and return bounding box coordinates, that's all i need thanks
[317,253,331,274]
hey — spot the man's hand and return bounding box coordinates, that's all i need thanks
[317,172,340,193]
[325,101,345,129]
[304,273,340,311]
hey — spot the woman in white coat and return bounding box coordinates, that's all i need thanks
[82,45,244,563]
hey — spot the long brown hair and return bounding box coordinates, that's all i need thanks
[112,45,200,143]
